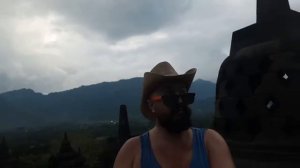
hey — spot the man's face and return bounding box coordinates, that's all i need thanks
[149,83,195,134]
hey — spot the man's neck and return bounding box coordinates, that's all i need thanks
[150,125,193,146]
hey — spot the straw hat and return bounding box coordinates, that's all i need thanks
[141,61,196,120]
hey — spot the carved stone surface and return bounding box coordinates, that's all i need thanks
[215,0,300,167]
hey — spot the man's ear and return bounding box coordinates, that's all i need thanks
[147,100,155,112]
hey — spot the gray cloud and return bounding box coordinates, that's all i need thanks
[0,0,299,94]
[23,0,192,41]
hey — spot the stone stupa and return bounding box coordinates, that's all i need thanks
[214,0,300,167]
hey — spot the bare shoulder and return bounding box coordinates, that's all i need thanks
[113,136,141,168]
[204,129,235,168]
[204,129,227,146]
[119,136,141,154]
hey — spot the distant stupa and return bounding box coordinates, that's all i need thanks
[118,104,131,147]
[48,133,88,168]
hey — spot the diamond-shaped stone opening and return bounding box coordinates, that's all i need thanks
[282,73,288,80]
[266,100,274,110]
[265,96,280,112]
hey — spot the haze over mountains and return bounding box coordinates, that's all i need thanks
[0,77,215,130]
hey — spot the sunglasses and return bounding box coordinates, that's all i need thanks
[151,93,195,107]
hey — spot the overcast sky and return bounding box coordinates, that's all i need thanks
[0,0,299,94]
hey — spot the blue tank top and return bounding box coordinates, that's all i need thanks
[140,127,210,168]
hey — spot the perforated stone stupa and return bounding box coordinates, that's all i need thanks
[214,0,300,167]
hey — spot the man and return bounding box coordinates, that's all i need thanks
[114,61,235,168]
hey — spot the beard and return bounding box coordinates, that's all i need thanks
[157,105,192,134]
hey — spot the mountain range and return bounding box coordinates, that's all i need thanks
[0,77,216,130]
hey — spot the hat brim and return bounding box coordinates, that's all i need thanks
[141,68,196,120]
